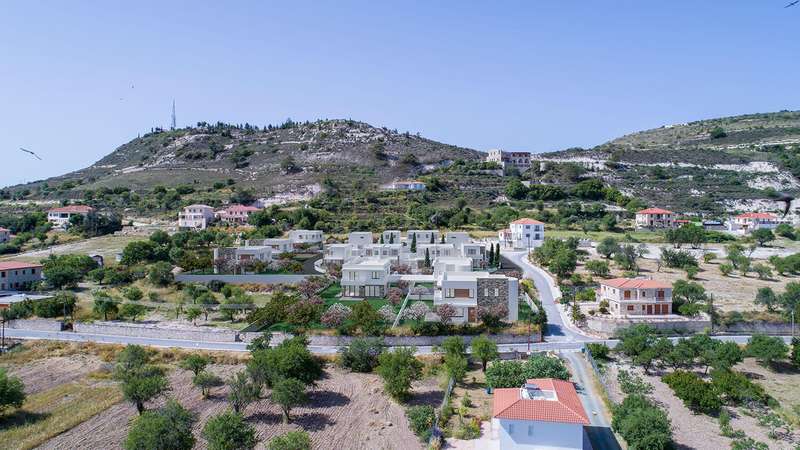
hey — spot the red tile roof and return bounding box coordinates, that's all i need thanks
[637,208,673,215]
[492,378,589,425]
[600,278,671,289]
[48,205,94,214]
[736,212,777,220]
[0,227,9,232]
[224,205,260,213]
[0,261,43,270]
[511,218,544,225]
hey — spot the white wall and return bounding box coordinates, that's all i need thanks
[497,419,584,450]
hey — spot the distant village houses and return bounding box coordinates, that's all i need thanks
[178,204,215,230]
[0,261,43,291]
[382,180,426,191]
[635,208,675,229]
[728,212,780,234]
[486,149,532,171]
[47,205,94,229]
[216,204,260,225]
[0,227,10,243]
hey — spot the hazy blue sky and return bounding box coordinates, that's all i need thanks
[2,1,799,187]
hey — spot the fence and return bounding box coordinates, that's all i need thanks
[429,376,456,446]
[583,344,614,405]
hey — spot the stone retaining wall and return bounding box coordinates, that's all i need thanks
[7,319,64,331]
[175,274,311,285]
[74,321,239,342]
[717,321,795,335]
[586,315,710,337]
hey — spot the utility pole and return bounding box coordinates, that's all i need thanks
[171,100,177,130]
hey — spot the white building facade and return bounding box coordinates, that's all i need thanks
[178,205,215,230]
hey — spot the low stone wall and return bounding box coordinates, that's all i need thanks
[175,274,311,285]
[239,331,542,346]
[7,319,64,331]
[717,321,795,335]
[74,321,239,342]
[586,315,711,337]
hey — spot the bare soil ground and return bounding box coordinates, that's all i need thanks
[4,355,105,395]
[0,234,140,263]
[735,358,800,426]
[39,365,443,450]
[603,357,799,450]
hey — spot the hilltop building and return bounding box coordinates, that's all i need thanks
[635,208,676,229]
[486,149,532,171]
[383,180,426,191]
[499,218,545,250]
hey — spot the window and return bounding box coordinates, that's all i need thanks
[372,271,381,279]
[508,424,514,435]
[446,288,454,298]
[494,288,499,296]
[627,305,634,311]
[527,425,534,436]
[484,288,489,296]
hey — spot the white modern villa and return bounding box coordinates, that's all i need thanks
[341,258,391,298]
[178,204,216,230]
[499,218,545,250]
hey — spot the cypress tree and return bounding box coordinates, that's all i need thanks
[411,233,417,253]
[424,248,431,268]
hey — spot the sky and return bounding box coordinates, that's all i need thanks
[2,1,799,187]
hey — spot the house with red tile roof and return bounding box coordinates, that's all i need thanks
[729,212,781,235]
[216,204,261,225]
[47,205,95,228]
[500,218,545,250]
[492,378,588,449]
[0,261,43,291]
[597,277,673,317]
[635,208,675,230]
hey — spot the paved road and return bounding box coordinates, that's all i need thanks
[562,350,621,450]
[504,251,589,342]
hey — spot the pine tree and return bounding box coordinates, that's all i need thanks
[380,234,384,244]
[424,248,431,268]
[410,234,417,253]
[488,244,494,267]
[429,233,435,244]
[389,234,394,244]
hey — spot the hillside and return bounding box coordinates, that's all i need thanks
[539,111,800,213]
[6,119,482,201]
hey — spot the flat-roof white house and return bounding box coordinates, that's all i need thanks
[728,212,780,234]
[459,242,489,268]
[445,231,471,246]
[348,232,374,247]
[341,258,391,298]
[0,261,43,291]
[178,204,215,230]
[433,256,473,279]
[382,230,401,244]
[500,218,544,250]
[246,238,294,254]
[492,378,589,450]
[0,227,10,244]
[635,208,676,229]
[213,246,273,274]
[217,205,260,225]
[384,180,426,191]
[288,230,324,245]
[47,205,95,229]
[597,278,673,317]
[361,243,405,262]
[408,230,440,245]
[434,271,518,324]
[323,243,356,266]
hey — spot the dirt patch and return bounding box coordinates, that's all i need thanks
[3,355,105,395]
[39,365,442,450]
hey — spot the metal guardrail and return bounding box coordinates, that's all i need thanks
[392,291,412,328]
[583,344,613,403]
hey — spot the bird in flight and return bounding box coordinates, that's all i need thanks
[19,147,42,160]
[786,0,799,8]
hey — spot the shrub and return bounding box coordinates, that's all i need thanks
[585,260,610,277]
[719,263,734,276]
[124,399,195,450]
[745,334,788,367]
[320,303,351,327]
[617,369,653,396]
[202,410,256,450]
[376,347,423,400]
[710,369,768,405]
[486,355,568,388]
[377,304,396,323]
[586,343,610,360]
[406,405,435,441]
[339,337,384,373]
[267,431,311,450]
[0,368,26,413]
[662,370,721,414]
[612,394,672,450]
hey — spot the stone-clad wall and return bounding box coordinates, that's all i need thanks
[8,319,64,331]
[74,321,239,342]
[476,278,507,310]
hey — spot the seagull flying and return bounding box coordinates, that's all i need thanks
[19,147,42,160]
[786,0,799,8]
